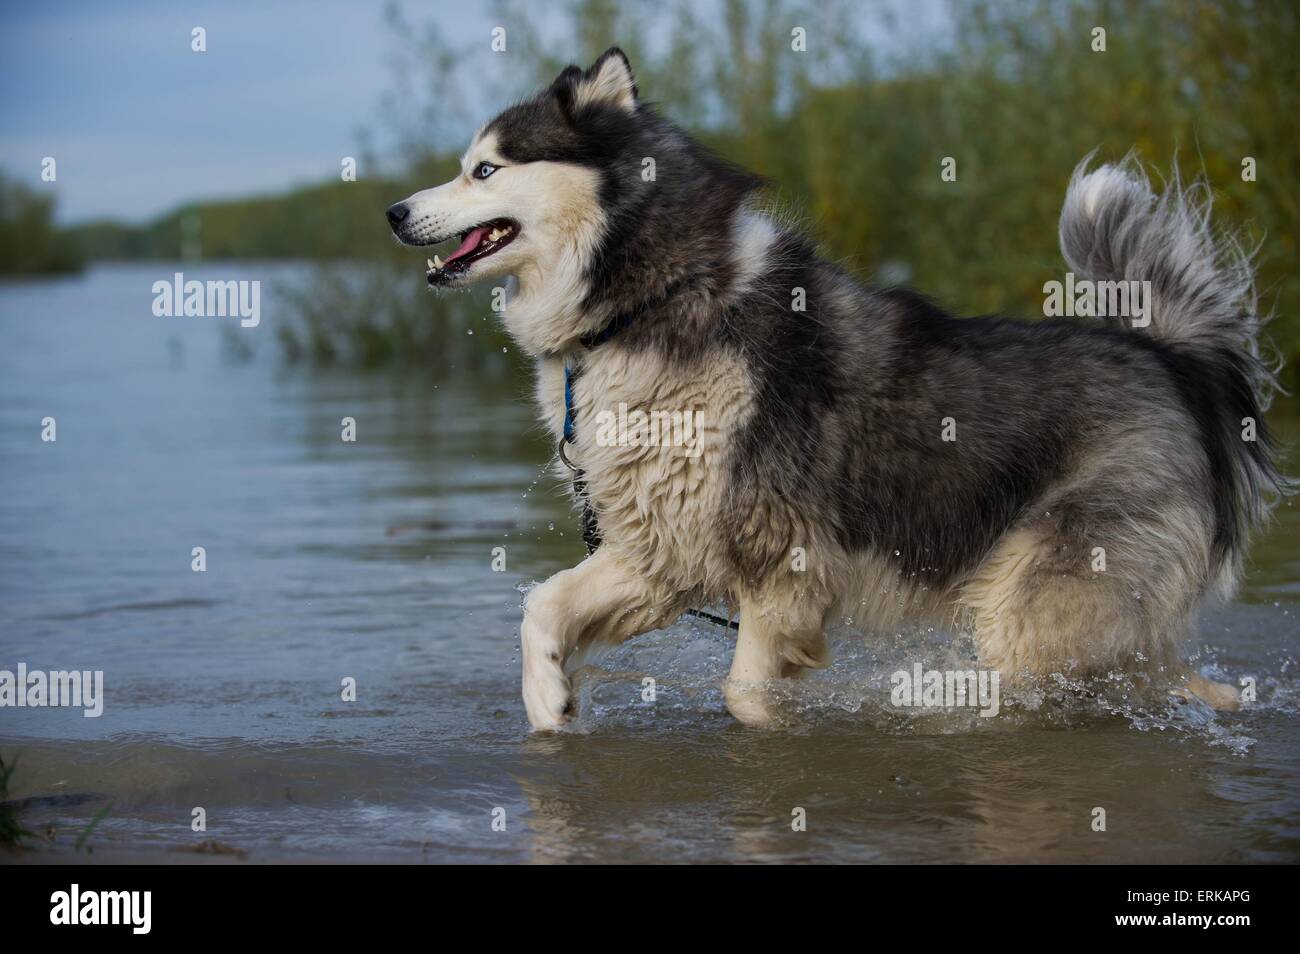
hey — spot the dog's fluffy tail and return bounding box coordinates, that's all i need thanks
[1059,153,1264,347]
[1059,152,1288,594]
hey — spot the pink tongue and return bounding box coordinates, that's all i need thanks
[445,225,491,264]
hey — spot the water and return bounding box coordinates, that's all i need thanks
[1,263,1297,863]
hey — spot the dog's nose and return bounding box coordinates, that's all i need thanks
[385,202,410,229]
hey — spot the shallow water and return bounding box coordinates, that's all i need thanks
[1,263,1297,863]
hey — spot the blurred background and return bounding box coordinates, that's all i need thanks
[3,0,1297,374]
[1,0,1298,863]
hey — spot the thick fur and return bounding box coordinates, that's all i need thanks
[389,49,1286,730]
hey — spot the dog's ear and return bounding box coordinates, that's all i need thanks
[548,64,585,116]
[578,47,638,112]
[552,47,638,117]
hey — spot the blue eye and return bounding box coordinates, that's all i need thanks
[473,162,498,179]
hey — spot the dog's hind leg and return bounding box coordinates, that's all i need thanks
[725,587,833,726]
[961,501,1233,706]
[521,548,684,731]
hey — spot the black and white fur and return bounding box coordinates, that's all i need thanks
[388,48,1285,729]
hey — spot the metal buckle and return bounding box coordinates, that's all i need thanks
[557,437,579,472]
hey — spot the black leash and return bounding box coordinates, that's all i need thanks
[684,607,741,630]
[557,307,739,632]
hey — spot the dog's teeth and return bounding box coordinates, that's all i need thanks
[433,255,443,269]
[427,258,435,271]
[488,228,503,242]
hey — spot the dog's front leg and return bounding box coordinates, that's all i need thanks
[521,547,680,731]
[725,591,832,726]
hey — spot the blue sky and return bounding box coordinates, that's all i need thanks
[1,0,942,225]
[0,0,501,223]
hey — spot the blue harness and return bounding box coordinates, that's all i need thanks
[562,363,579,445]
[557,310,639,550]
[562,310,638,446]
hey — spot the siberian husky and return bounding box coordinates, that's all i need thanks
[387,48,1285,730]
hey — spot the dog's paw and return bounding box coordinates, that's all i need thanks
[1182,673,1242,712]
[723,680,780,727]
[522,653,575,731]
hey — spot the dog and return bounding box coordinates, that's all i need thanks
[387,48,1285,730]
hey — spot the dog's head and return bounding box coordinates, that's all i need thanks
[386,47,760,354]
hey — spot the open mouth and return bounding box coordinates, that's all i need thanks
[426,218,519,284]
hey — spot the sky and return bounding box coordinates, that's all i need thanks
[0,0,946,225]
[0,0,501,223]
